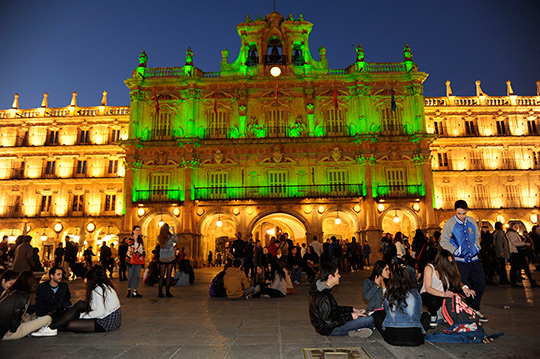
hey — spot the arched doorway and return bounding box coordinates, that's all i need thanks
[199,211,237,264]
[380,206,420,239]
[321,208,358,242]
[250,212,307,247]
[138,209,180,264]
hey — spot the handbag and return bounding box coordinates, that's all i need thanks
[127,242,145,265]
[442,293,479,326]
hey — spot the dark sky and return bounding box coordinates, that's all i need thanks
[1,0,539,109]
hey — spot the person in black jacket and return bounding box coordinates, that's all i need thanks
[33,266,72,318]
[309,263,374,337]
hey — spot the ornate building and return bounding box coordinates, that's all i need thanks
[1,12,539,266]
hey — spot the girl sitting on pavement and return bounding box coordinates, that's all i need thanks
[363,260,390,313]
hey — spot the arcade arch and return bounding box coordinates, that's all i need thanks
[249,212,308,247]
[379,205,420,239]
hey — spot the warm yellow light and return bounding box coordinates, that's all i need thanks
[531,214,538,224]
[173,207,180,216]
[86,222,96,232]
[197,208,204,216]
[137,208,145,217]
[266,228,275,236]
[270,66,281,77]
[216,219,223,227]
[233,207,240,215]
[53,222,63,233]
[497,215,504,223]
[8,234,15,242]
[377,204,385,212]
[335,217,341,225]
[353,204,361,213]
[393,214,400,223]
[41,234,47,241]
[318,205,325,214]
[413,203,421,211]
[158,218,165,227]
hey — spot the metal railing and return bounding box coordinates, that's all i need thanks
[133,189,182,203]
[375,185,423,199]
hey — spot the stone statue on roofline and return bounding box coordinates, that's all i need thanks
[138,50,148,67]
[354,44,364,62]
[403,44,413,62]
[185,47,194,66]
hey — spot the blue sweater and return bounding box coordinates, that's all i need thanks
[440,215,480,263]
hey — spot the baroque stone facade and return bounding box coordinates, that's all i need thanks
[1,12,539,266]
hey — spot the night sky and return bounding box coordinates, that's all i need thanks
[1,0,539,109]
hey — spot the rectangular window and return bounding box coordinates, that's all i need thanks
[441,186,456,205]
[474,185,488,208]
[41,195,52,213]
[153,112,171,139]
[326,109,345,135]
[266,109,286,137]
[528,120,538,135]
[209,172,228,196]
[151,173,170,192]
[79,130,89,144]
[45,161,56,175]
[268,171,288,196]
[381,107,403,134]
[208,111,228,138]
[496,120,507,135]
[506,185,520,207]
[108,160,118,174]
[76,160,87,175]
[438,153,449,169]
[501,150,515,169]
[110,129,121,143]
[534,151,540,168]
[386,169,405,188]
[328,169,347,193]
[465,121,476,135]
[47,130,59,145]
[104,194,116,212]
[72,194,84,212]
[434,121,444,135]
[469,151,484,170]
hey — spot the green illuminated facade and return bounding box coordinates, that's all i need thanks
[123,12,437,265]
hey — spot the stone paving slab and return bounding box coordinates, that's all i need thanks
[1,267,540,358]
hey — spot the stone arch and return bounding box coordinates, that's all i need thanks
[320,205,361,241]
[379,204,421,239]
[198,209,239,265]
[248,209,309,246]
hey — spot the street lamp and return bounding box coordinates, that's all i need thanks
[216,214,222,227]
[40,227,47,241]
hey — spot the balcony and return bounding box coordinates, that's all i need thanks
[133,189,182,203]
[375,185,424,199]
[194,184,364,201]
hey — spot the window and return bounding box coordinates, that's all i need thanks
[328,169,347,193]
[533,151,540,169]
[501,150,515,169]
[72,194,84,212]
[468,151,484,170]
[208,111,228,138]
[438,153,449,169]
[76,160,87,175]
[45,161,56,175]
[108,160,118,174]
[465,120,477,135]
[153,112,171,139]
[474,185,488,208]
[506,185,520,208]
[104,194,116,212]
[151,173,170,193]
[79,130,89,144]
[528,119,538,135]
[386,169,405,188]
[496,120,507,135]
[381,106,403,134]
[266,109,286,137]
[47,130,59,145]
[209,172,228,196]
[441,186,456,208]
[268,171,288,196]
[434,121,444,135]
[41,195,52,213]
[326,109,345,135]
[110,129,121,143]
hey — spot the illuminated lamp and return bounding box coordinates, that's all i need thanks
[270,66,281,77]
[8,230,15,242]
[233,207,240,215]
[335,211,341,225]
[158,215,164,227]
[53,222,63,233]
[413,203,421,211]
[318,205,325,214]
[531,214,538,224]
[377,203,385,212]
[353,204,361,213]
[393,210,400,223]
[497,215,504,224]
[216,214,223,227]
[137,207,145,217]
[173,207,180,216]
[246,207,254,215]
[41,228,47,241]
[303,205,312,214]
[197,208,204,216]
[86,222,96,233]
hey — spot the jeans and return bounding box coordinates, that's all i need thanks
[456,260,485,310]
[127,264,142,290]
[329,315,375,336]
[291,266,303,283]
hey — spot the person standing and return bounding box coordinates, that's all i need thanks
[53,242,64,267]
[439,199,487,322]
[207,250,214,267]
[83,246,95,269]
[157,223,178,298]
[506,222,538,288]
[12,236,34,273]
[126,227,145,297]
[493,222,510,285]
[118,238,128,281]
[100,242,113,278]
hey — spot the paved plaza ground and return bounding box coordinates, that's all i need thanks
[1,266,540,359]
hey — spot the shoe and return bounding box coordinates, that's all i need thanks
[245,294,253,300]
[430,315,438,328]
[158,292,164,298]
[166,292,174,297]
[348,328,373,338]
[474,310,489,323]
[31,326,58,337]
[126,290,132,298]
[132,291,143,298]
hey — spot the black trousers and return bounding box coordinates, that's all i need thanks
[372,310,430,346]
[421,292,444,316]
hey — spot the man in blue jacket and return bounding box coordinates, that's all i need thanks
[440,200,487,322]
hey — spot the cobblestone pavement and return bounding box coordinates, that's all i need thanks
[1,266,540,359]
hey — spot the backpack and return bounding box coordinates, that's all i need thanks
[442,293,479,326]
[209,270,227,297]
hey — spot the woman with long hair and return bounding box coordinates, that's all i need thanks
[1,271,54,339]
[157,223,178,297]
[126,225,145,298]
[507,222,539,288]
[372,266,430,346]
[253,258,287,298]
[420,249,476,327]
[363,260,390,312]
[45,265,121,333]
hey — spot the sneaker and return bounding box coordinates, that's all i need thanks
[126,290,132,298]
[245,294,253,300]
[31,326,58,337]
[474,310,489,323]
[132,291,143,298]
[430,315,438,328]
[348,328,373,338]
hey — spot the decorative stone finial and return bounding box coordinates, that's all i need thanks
[185,47,194,66]
[403,44,413,61]
[298,14,304,21]
[536,81,540,96]
[41,92,48,108]
[221,48,229,60]
[101,91,108,106]
[445,81,453,96]
[287,13,294,21]
[318,46,326,60]
[506,81,514,96]
[12,93,19,109]
[475,80,486,96]
[245,14,252,22]
[354,44,364,62]
[256,14,262,21]
[70,91,77,107]
[138,50,148,68]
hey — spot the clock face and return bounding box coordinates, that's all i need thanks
[270,66,281,77]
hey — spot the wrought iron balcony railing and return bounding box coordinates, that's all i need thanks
[375,185,424,199]
[133,189,182,203]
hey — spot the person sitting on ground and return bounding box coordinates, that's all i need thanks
[363,260,390,313]
[0,269,17,297]
[33,266,72,322]
[254,259,287,298]
[34,265,121,335]
[420,249,476,327]
[309,263,374,337]
[1,271,54,339]
[372,266,430,346]
[303,245,320,283]
[223,258,257,300]
[174,259,195,287]
[288,246,303,285]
